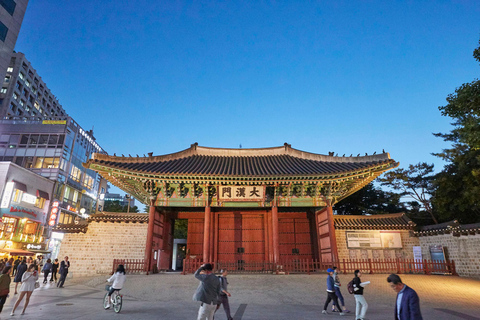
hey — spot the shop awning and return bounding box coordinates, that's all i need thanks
[0,248,35,256]
[27,249,51,254]
[12,181,27,192]
[36,190,50,200]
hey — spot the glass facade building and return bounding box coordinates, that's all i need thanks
[0,116,107,225]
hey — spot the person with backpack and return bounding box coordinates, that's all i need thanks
[331,266,350,313]
[352,269,370,320]
[322,268,345,316]
[214,269,233,320]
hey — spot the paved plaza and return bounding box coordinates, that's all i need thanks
[0,273,478,320]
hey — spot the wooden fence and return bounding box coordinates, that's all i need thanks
[112,259,145,274]
[182,258,457,276]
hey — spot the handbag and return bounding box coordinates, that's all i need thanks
[34,281,40,289]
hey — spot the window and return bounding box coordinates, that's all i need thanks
[19,100,25,107]
[33,157,43,168]
[0,21,7,42]
[83,174,94,189]
[70,165,82,182]
[12,189,23,203]
[19,73,25,80]
[2,217,17,237]
[0,0,16,16]
[16,82,21,90]
[25,80,30,87]
[34,197,45,209]
[34,101,40,110]
[4,75,10,83]
[12,92,17,100]
[42,157,59,168]
[24,221,37,235]
[9,103,16,111]
[6,67,13,73]
[0,88,6,94]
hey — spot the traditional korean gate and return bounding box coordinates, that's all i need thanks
[217,212,265,268]
[279,212,314,261]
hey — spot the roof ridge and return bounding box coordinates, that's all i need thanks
[89,143,392,164]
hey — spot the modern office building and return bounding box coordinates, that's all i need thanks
[1,52,68,119]
[104,192,135,208]
[0,161,54,257]
[0,1,28,89]
[0,116,107,226]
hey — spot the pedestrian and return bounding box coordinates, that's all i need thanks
[26,257,33,267]
[193,263,222,320]
[352,269,369,320]
[12,257,20,276]
[387,274,423,320]
[57,256,70,288]
[6,258,13,267]
[42,259,53,284]
[322,268,345,315]
[331,266,350,313]
[215,269,233,320]
[10,264,38,316]
[13,259,27,294]
[50,258,59,282]
[0,266,12,315]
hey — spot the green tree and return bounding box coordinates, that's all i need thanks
[378,163,438,224]
[334,183,405,215]
[103,200,139,213]
[432,39,480,223]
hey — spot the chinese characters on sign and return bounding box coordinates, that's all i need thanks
[218,186,264,201]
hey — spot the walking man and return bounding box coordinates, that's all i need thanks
[57,256,70,288]
[322,268,345,316]
[387,274,423,320]
[193,263,222,320]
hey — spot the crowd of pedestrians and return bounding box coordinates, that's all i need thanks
[192,263,423,320]
[0,255,71,317]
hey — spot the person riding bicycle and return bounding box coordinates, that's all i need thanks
[105,265,126,309]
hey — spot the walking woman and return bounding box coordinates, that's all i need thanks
[50,258,59,282]
[42,259,52,284]
[11,264,38,316]
[13,259,27,294]
[0,266,12,315]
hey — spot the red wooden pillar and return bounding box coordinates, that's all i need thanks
[272,204,280,264]
[263,211,270,262]
[326,205,339,264]
[203,204,211,263]
[144,200,156,273]
[209,209,215,263]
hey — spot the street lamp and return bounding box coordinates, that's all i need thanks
[125,194,131,213]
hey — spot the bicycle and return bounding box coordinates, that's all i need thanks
[104,285,122,313]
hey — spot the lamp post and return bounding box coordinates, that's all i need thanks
[125,194,131,213]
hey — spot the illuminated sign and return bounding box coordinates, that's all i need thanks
[48,201,60,227]
[1,182,14,208]
[22,193,37,205]
[42,120,67,125]
[26,244,42,250]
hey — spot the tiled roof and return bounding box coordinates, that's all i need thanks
[86,143,396,177]
[52,223,88,233]
[334,213,414,230]
[88,212,149,223]
[415,220,480,237]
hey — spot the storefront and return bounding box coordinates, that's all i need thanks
[0,162,54,258]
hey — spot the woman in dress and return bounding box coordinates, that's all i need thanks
[11,264,38,316]
[13,259,27,294]
[0,266,12,315]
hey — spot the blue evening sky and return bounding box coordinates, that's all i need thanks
[15,1,480,201]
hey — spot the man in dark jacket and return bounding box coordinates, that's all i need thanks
[387,274,423,320]
[57,256,70,288]
[193,263,221,320]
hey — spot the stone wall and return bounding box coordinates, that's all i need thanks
[336,229,419,261]
[418,234,480,279]
[57,221,148,275]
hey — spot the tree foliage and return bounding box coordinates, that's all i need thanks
[378,163,438,224]
[103,200,139,213]
[431,39,480,224]
[334,183,405,215]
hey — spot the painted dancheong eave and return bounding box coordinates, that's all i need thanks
[84,143,399,207]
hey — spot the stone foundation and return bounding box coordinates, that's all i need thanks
[57,221,148,276]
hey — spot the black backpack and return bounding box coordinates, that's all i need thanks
[347,279,355,294]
